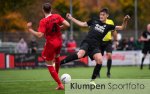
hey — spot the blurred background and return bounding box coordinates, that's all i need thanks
[0,0,150,68]
[0,1,150,94]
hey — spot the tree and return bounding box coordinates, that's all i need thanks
[0,12,27,32]
[0,0,34,32]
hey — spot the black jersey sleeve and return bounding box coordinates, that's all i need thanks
[87,20,93,26]
[107,25,115,31]
[142,31,147,38]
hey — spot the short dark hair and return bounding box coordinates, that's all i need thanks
[100,8,109,14]
[43,3,51,13]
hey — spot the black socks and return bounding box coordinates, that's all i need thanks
[91,64,102,80]
[61,53,78,65]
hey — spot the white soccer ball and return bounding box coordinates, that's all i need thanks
[61,73,71,84]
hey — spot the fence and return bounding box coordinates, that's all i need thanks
[0,51,150,69]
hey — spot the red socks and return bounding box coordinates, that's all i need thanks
[47,65,62,85]
[46,57,61,86]
[55,57,60,74]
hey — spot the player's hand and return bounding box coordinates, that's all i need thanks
[27,22,32,29]
[66,13,72,20]
[124,15,130,21]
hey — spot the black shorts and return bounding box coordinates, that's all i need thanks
[142,46,150,54]
[80,40,101,60]
[101,41,113,55]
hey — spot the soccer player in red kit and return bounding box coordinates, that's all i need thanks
[27,3,70,90]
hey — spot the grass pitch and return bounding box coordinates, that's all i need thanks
[0,66,150,94]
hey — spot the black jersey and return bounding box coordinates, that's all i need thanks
[142,31,150,46]
[85,19,115,44]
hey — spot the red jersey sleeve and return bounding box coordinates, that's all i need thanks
[57,14,65,24]
[38,19,46,33]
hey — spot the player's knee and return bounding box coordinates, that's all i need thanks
[94,56,102,64]
[96,58,102,64]
[77,53,84,58]
[107,53,112,59]
[77,50,85,58]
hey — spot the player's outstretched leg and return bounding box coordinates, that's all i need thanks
[61,50,86,65]
[46,61,64,90]
[61,53,78,65]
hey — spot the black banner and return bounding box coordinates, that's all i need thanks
[14,54,37,68]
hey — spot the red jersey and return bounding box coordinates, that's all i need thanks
[38,14,64,41]
[38,14,65,61]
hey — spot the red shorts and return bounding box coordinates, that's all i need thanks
[42,39,62,61]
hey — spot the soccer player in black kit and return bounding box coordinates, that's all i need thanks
[140,24,150,70]
[61,8,130,84]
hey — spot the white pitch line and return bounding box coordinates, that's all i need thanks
[0,80,51,83]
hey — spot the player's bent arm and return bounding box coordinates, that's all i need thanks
[115,20,128,30]
[66,13,88,27]
[115,15,130,31]
[112,31,118,41]
[27,22,44,38]
[28,28,44,38]
[115,25,125,31]
[70,17,88,27]
[60,20,70,30]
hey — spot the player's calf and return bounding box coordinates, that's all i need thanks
[46,61,64,90]
[61,50,86,65]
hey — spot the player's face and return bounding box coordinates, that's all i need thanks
[99,12,108,22]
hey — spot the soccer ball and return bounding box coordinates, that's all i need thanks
[60,73,71,84]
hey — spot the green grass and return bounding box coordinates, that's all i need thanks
[0,66,150,94]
